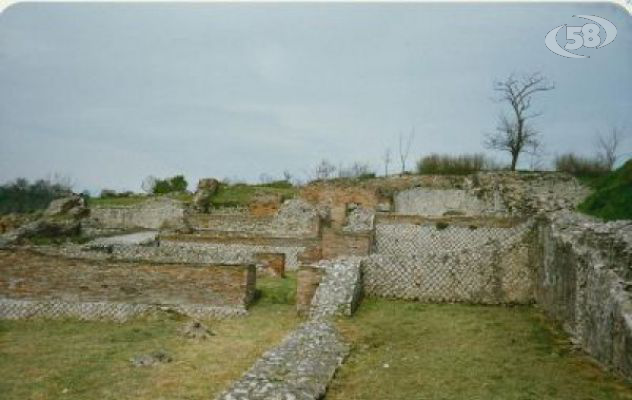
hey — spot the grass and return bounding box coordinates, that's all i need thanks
[88,192,193,208]
[328,299,632,400]
[578,159,632,221]
[209,183,297,208]
[0,274,299,400]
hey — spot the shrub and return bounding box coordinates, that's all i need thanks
[152,175,188,194]
[554,153,609,177]
[416,154,490,175]
[0,178,72,215]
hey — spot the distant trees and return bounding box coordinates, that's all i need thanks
[485,73,555,171]
[0,178,72,215]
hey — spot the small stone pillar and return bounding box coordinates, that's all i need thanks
[296,266,323,316]
[255,252,286,277]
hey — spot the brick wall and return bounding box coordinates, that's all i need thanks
[321,228,373,260]
[0,249,255,313]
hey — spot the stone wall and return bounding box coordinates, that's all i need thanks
[85,198,185,234]
[394,187,504,216]
[0,249,255,320]
[534,211,632,378]
[185,199,320,238]
[363,217,535,304]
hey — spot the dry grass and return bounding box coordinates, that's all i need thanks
[0,274,299,400]
[328,299,632,400]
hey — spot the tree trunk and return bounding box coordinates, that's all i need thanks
[510,153,519,171]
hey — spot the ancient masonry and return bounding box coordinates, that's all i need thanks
[0,171,631,390]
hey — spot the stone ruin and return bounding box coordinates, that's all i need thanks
[0,171,630,397]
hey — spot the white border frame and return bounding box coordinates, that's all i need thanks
[0,0,630,15]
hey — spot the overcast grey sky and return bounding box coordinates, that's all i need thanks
[0,2,631,192]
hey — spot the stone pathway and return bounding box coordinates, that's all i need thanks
[216,257,362,400]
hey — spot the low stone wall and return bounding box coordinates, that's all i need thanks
[534,212,632,378]
[0,249,255,321]
[85,198,185,234]
[364,219,535,304]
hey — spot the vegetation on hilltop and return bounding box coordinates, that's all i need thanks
[416,153,502,175]
[578,159,632,221]
[554,153,610,177]
[209,181,297,208]
[0,178,72,215]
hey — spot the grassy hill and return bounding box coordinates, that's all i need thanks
[578,159,632,221]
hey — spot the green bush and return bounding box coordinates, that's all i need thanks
[0,178,72,215]
[152,175,188,194]
[554,153,609,177]
[416,154,491,175]
[578,159,632,221]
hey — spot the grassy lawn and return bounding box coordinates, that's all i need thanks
[328,299,632,400]
[0,274,299,400]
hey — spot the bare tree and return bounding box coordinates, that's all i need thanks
[596,127,624,170]
[259,173,274,184]
[398,127,415,173]
[282,170,292,182]
[382,147,392,176]
[338,162,374,178]
[528,140,546,171]
[485,73,555,171]
[313,159,336,180]
[141,175,157,194]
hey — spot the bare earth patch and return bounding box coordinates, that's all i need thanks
[328,299,632,400]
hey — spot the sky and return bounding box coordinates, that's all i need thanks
[0,2,631,193]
